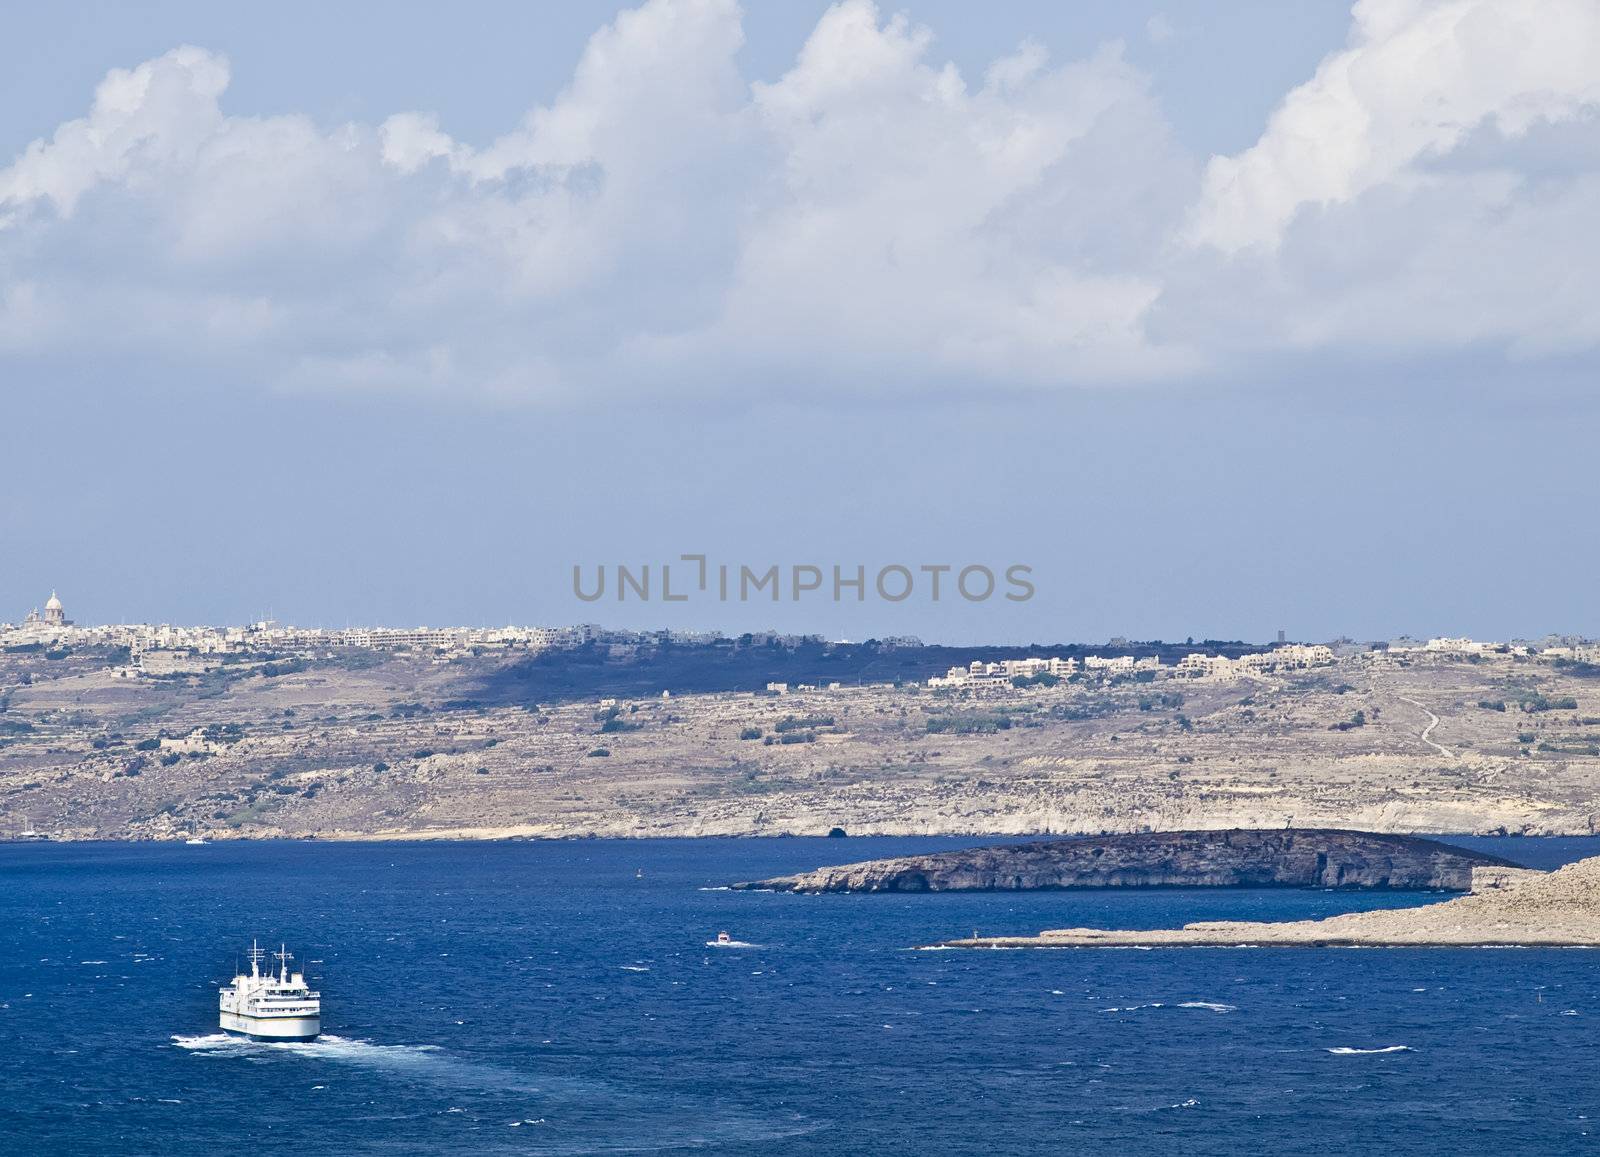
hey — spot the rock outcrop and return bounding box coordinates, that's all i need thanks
[734,829,1519,893]
[935,851,1600,948]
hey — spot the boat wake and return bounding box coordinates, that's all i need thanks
[706,939,760,949]
[173,1033,441,1064]
[172,1032,820,1148]
[1326,1045,1411,1056]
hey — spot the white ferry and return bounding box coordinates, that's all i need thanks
[219,942,321,1041]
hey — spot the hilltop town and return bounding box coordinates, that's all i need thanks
[4,591,1600,841]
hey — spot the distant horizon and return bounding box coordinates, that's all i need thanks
[7,589,1593,650]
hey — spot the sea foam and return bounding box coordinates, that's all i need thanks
[1326,1045,1411,1055]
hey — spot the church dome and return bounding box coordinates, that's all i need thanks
[44,591,62,611]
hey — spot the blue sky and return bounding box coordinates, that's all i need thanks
[3,1,1598,644]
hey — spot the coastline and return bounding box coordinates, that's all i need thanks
[927,851,1600,949]
[930,934,1600,949]
[8,825,1600,844]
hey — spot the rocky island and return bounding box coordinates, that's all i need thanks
[930,854,1600,948]
[734,828,1518,892]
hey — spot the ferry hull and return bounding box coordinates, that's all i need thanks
[220,1010,321,1041]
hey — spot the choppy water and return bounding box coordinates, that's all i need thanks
[2,836,1597,1155]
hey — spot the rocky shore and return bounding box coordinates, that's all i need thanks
[932,856,1600,948]
[735,829,1517,892]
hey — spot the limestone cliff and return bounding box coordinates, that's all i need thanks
[938,852,1600,948]
[734,829,1519,893]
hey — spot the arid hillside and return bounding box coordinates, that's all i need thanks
[3,644,1599,840]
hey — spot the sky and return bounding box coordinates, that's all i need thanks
[2,0,1599,644]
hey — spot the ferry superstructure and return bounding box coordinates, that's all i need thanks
[219,942,321,1041]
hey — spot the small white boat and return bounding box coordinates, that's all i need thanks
[185,837,208,846]
[706,931,757,948]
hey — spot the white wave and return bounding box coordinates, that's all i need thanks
[267,1034,443,1062]
[172,1033,442,1064]
[172,1033,236,1050]
[1177,1002,1237,1013]
[620,965,650,972]
[706,939,760,949]
[1326,1045,1411,1055]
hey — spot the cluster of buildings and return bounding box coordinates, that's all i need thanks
[0,592,702,670]
[1383,636,1521,657]
[8,590,1598,687]
[1174,644,1335,680]
[931,644,1338,690]
[928,655,1159,688]
[0,591,897,680]
[926,635,1600,691]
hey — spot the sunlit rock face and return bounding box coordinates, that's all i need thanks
[735,829,1518,893]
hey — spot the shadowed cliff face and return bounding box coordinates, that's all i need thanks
[734,829,1521,893]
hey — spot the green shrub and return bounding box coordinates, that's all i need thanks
[776,714,835,732]
[926,713,1012,735]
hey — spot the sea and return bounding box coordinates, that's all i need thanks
[2,835,1597,1156]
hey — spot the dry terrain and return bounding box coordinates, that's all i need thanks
[939,859,1600,948]
[3,645,1600,840]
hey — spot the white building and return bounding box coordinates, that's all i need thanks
[1237,644,1335,672]
[159,729,225,755]
[928,656,1079,688]
[1175,653,1240,679]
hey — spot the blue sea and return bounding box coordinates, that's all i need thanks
[2,836,1597,1155]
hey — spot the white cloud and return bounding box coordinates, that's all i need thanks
[0,45,228,221]
[1,0,1598,402]
[1167,0,1600,359]
[378,113,455,174]
[1186,0,1600,254]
